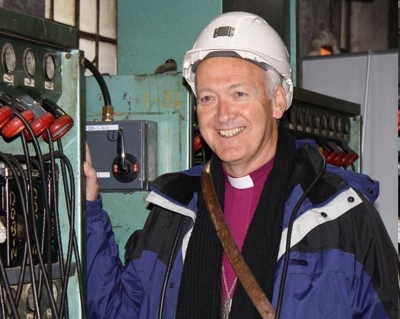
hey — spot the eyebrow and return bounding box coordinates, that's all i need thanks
[229,83,247,91]
[197,82,248,95]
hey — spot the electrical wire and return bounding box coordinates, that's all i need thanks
[158,216,185,319]
[82,58,112,106]
[0,151,38,318]
[44,132,70,319]
[0,281,6,318]
[0,86,84,319]
[0,252,19,318]
[0,114,46,317]
[11,147,61,319]
[55,141,86,318]
[8,155,32,310]
[274,153,326,319]
[19,125,59,319]
[22,120,56,317]
[0,153,23,319]
[0,111,61,318]
[51,136,75,319]
[18,114,54,315]
[40,135,86,318]
[38,116,86,319]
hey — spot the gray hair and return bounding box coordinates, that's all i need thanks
[265,68,283,100]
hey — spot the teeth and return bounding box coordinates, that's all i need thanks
[219,127,244,137]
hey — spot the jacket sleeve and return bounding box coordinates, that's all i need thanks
[350,196,398,319]
[274,188,398,319]
[86,197,142,319]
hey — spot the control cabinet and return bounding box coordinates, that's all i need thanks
[0,8,85,318]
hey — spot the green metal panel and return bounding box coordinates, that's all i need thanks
[117,0,221,75]
[0,8,78,50]
[85,73,192,258]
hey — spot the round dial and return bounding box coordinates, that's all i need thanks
[1,44,16,72]
[43,53,56,81]
[23,49,36,77]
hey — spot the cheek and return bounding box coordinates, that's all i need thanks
[196,109,211,128]
[244,105,270,125]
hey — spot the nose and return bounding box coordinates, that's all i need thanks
[215,98,235,124]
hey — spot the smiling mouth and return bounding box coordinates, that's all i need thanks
[218,127,245,137]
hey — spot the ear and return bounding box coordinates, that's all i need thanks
[272,85,287,120]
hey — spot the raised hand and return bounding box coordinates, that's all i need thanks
[84,143,99,201]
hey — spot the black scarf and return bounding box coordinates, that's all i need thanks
[176,126,297,319]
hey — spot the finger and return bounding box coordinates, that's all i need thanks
[85,142,92,166]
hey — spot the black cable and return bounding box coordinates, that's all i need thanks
[44,132,70,319]
[30,154,64,319]
[12,149,57,316]
[55,141,86,318]
[0,154,23,319]
[15,125,52,269]
[41,139,86,318]
[20,142,47,319]
[82,58,112,106]
[0,281,6,318]
[8,156,31,309]
[0,111,56,318]
[0,151,40,317]
[17,113,59,318]
[275,153,326,319]
[0,251,20,318]
[14,241,28,307]
[51,137,75,319]
[29,157,52,270]
[158,216,185,319]
[17,118,59,319]
[0,101,84,318]
[0,99,84,318]
[23,125,55,306]
[37,141,86,319]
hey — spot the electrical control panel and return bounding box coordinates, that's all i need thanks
[282,87,361,170]
[0,8,85,318]
[0,162,59,267]
[86,120,158,191]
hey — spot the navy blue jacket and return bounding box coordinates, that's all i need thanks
[86,142,397,318]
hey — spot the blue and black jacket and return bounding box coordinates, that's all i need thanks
[86,142,398,319]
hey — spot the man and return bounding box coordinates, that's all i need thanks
[85,12,397,319]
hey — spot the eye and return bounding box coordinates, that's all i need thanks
[235,91,248,98]
[199,95,214,104]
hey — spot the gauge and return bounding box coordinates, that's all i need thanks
[43,53,56,81]
[23,49,36,77]
[1,44,16,72]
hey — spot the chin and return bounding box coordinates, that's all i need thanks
[217,150,243,163]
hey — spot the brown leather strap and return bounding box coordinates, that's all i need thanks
[201,162,276,319]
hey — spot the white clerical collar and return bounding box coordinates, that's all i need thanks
[227,174,254,189]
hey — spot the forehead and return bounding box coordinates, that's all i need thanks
[195,57,266,88]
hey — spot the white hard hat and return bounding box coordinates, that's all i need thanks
[182,11,293,109]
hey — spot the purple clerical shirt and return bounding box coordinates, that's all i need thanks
[221,158,275,300]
